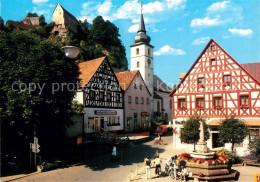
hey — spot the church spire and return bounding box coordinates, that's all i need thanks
[133,1,151,44]
[138,1,146,33]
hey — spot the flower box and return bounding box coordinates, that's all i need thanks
[240,104,249,109]
[199,83,205,88]
[178,106,187,110]
[223,81,231,86]
[196,106,205,110]
[214,105,223,110]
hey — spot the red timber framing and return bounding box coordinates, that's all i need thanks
[170,39,260,119]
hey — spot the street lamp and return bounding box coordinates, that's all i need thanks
[61,46,81,59]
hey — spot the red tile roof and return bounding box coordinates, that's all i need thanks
[78,57,106,87]
[241,63,260,83]
[115,70,138,91]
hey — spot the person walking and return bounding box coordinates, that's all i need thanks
[165,156,174,173]
[111,145,117,161]
[144,156,151,180]
[173,155,179,179]
[155,155,162,177]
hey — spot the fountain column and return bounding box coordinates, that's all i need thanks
[196,120,208,153]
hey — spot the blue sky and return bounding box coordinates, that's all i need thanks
[1,0,260,86]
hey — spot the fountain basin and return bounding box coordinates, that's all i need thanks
[186,162,229,176]
[190,151,215,159]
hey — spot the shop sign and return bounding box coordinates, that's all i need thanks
[141,112,149,116]
[95,110,117,115]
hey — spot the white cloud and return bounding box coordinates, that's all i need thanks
[192,37,210,45]
[207,0,230,12]
[177,27,183,31]
[191,17,223,27]
[166,0,187,10]
[128,24,139,33]
[191,1,242,28]
[113,0,139,19]
[49,4,55,8]
[142,1,165,14]
[32,7,50,16]
[98,0,112,15]
[154,45,186,56]
[32,0,49,4]
[228,28,253,37]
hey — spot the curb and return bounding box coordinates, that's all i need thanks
[1,171,41,182]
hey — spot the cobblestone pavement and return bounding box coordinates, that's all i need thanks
[1,135,179,182]
[2,135,258,182]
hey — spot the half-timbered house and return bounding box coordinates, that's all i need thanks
[75,57,124,133]
[116,70,151,131]
[169,39,260,156]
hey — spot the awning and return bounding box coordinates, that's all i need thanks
[208,119,260,127]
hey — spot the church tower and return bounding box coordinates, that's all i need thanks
[130,7,154,97]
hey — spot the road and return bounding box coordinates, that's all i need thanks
[10,135,178,182]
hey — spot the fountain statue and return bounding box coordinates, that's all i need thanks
[179,120,236,178]
[190,120,215,159]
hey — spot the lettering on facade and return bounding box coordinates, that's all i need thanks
[95,110,117,115]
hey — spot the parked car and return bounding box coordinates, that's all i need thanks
[155,125,168,135]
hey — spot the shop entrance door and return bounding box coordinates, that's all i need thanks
[100,117,104,131]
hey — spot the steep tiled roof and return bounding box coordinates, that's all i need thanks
[115,70,138,91]
[78,57,106,87]
[169,39,260,96]
[241,63,260,83]
[153,75,172,93]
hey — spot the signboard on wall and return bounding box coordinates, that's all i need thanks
[95,110,117,115]
[141,112,149,116]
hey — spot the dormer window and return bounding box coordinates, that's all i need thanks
[211,45,215,51]
[137,61,140,68]
[136,48,139,55]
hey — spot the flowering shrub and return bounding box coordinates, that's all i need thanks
[178,152,229,165]
[198,173,203,178]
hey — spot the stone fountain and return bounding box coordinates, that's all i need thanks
[183,121,231,177]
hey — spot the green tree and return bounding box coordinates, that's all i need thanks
[39,15,47,26]
[89,16,127,69]
[181,115,209,151]
[0,29,79,160]
[219,116,248,152]
[26,12,39,17]
[0,16,4,31]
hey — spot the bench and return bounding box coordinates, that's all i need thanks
[188,171,237,182]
